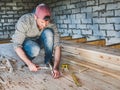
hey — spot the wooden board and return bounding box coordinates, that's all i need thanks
[85,39,106,46]
[60,37,86,43]
[0,39,11,44]
[107,43,120,49]
[62,41,120,68]
[62,55,120,80]
[60,36,72,40]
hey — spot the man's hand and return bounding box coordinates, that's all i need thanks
[28,63,39,72]
[52,69,60,79]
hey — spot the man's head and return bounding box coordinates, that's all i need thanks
[34,4,51,29]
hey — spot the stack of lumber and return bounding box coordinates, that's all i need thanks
[61,41,120,80]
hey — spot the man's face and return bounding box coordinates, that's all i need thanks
[34,15,50,30]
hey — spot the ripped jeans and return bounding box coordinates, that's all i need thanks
[22,28,54,64]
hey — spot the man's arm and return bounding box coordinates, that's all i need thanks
[15,47,38,71]
[53,46,61,70]
[52,46,61,79]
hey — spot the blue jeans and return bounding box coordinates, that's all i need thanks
[22,28,54,64]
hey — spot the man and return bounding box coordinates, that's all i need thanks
[12,4,61,79]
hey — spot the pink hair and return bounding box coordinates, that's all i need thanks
[35,4,51,19]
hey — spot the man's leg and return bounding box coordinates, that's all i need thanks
[22,39,40,60]
[37,28,54,64]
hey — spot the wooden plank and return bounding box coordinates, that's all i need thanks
[84,69,120,88]
[75,71,120,90]
[0,39,11,44]
[61,58,120,90]
[62,55,120,80]
[85,39,106,46]
[60,36,72,40]
[60,37,86,43]
[62,51,120,71]
[107,43,120,49]
[62,41,120,68]
[67,38,86,43]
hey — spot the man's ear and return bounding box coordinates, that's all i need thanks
[34,15,37,20]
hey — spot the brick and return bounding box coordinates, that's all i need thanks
[13,7,23,10]
[60,15,67,19]
[0,19,4,23]
[0,0,11,2]
[81,7,92,13]
[71,19,81,24]
[59,24,67,28]
[0,2,5,6]
[93,29,102,36]
[92,12,98,17]
[86,12,93,19]
[56,11,63,15]
[115,25,120,30]
[106,38,120,45]
[68,29,72,34]
[69,24,76,28]
[82,29,92,35]
[1,7,11,10]
[116,31,120,37]
[72,29,81,34]
[81,19,92,24]
[6,11,17,14]
[107,30,117,37]
[99,0,114,4]
[60,33,69,37]
[93,18,106,24]
[56,1,62,6]
[87,24,99,30]
[62,0,71,5]
[72,34,84,39]
[99,10,114,17]
[0,23,2,26]
[87,1,95,6]
[115,10,120,16]
[71,0,81,4]
[87,36,101,41]
[0,11,5,14]
[93,5,105,12]
[17,3,28,7]
[67,4,75,9]
[76,13,86,19]
[63,9,71,14]
[107,3,120,10]
[100,24,114,30]
[100,30,107,36]
[57,20,63,24]
[12,0,22,2]
[107,17,120,23]
[58,29,64,33]
[2,15,13,18]
[77,24,86,29]
[59,5,66,10]
[64,19,71,24]
[72,8,80,13]
[68,15,76,19]
[76,1,86,8]
[6,3,16,6]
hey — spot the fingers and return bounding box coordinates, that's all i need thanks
[52,69,60,79]
[28,63,39,72]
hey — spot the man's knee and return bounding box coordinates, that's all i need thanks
[30,45,40,57]
[43,28,54,36]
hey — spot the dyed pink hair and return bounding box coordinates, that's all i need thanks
[35,4,51,19]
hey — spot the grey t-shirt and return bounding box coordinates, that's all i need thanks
[12,13,60,49]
